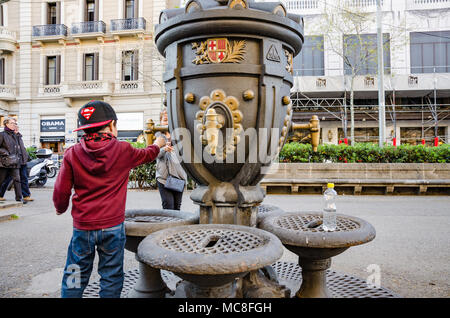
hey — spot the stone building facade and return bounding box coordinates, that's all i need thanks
[281,0,450,146]
[0,0,176,153]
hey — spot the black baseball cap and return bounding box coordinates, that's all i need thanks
[73,100,118,132]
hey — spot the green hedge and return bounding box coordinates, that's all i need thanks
[128,141,196,189]
[128,141,157,189]
[26,146,37,160]
[279,143,450,163]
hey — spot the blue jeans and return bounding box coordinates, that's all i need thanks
[61,222,126,298]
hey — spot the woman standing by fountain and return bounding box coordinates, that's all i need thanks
[155,108,187,210]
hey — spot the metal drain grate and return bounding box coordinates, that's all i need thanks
[272,261,399,298]
[82,269,181,298]
[83,261,399,298]
[276,214,360,233]
[126,216,183,223]
[160,229,266,254]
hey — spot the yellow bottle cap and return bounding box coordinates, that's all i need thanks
[327,183,334,188]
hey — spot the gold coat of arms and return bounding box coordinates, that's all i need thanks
[192,38,246,65]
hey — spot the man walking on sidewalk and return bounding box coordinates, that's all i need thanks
[0,124,33,202]
[0,117,26,204]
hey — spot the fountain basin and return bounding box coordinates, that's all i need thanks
[260,211,376,298]
[125,209,199,253]
[137,224,283,297]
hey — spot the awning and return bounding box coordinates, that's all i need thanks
[117,130,143,142]
[40,136,65,143]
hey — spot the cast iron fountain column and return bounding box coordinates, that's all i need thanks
[152,0,316,228]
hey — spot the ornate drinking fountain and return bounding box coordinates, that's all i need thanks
[83,0,397,299]
[149,0,319,227]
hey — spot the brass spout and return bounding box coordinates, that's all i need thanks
[202,108,223,156]
[144,119,169,146]
[291,115,320,152]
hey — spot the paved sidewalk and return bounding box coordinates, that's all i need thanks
[0,186,449,298]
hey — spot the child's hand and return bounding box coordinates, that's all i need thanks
[154,136,166,148]
[165,142,173,153]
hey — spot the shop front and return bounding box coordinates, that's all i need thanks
[40,118,66,154]
[116,112,144,143]
[40,136,65,154]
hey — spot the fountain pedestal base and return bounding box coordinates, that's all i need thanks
[127,261,171,298]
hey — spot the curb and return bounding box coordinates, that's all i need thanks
[0,201,23,222]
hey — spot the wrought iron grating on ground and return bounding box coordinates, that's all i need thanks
[83,261,399,298]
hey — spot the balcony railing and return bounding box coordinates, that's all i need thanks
[0,85,16,100]
[114,80,144,94]
[111,17,146,32]
[0,26,17,52]
[71,21,106,35]
[406,0,450,10]
[32,24,68,37]
[286,0,319,10]
[343,0,383,7]
[0,26,16,40]
[39,84,62,96]
[285,0,390,14]
[61,80,113,98]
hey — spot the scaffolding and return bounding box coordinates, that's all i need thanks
[290,92,450,145]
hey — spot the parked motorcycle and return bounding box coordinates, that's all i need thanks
[27,149,53,187]
[45,157,58,178]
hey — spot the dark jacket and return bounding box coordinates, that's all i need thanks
[53,137,160,230]
[16,132,29,165]
[0,129,22,168]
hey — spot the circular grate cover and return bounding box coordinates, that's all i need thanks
[83,262,399,298]
[276,214,360,233]
[272,262,399,298]
[160,229,265,255]
[126,215,183,223]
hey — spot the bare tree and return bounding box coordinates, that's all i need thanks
[315,0,400,145]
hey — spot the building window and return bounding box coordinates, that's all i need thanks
[86,0,97,22]
[0,5,4,27]
[125,0,138,19]
[293,36,324,76]
[400,126,446,145]
[45,56,61,85]
[343,33,391,75]
[83,53,99,81]
[338,127,380,144]
[410,31,450,74]
[0,58,5,85]
[122,50,139,81]
[47,2,58,24]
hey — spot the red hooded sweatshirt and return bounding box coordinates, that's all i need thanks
[53,136,160,230]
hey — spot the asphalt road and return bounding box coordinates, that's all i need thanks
[0,181,449,298]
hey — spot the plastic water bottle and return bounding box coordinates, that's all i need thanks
[322,183,337,232]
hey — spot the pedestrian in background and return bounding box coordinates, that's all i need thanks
[155,108,187,210]
[0,117,26,204]
[53,100,165,298]
[0,124,33,202]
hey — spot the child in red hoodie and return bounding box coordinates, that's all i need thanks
[53,100,165,298]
